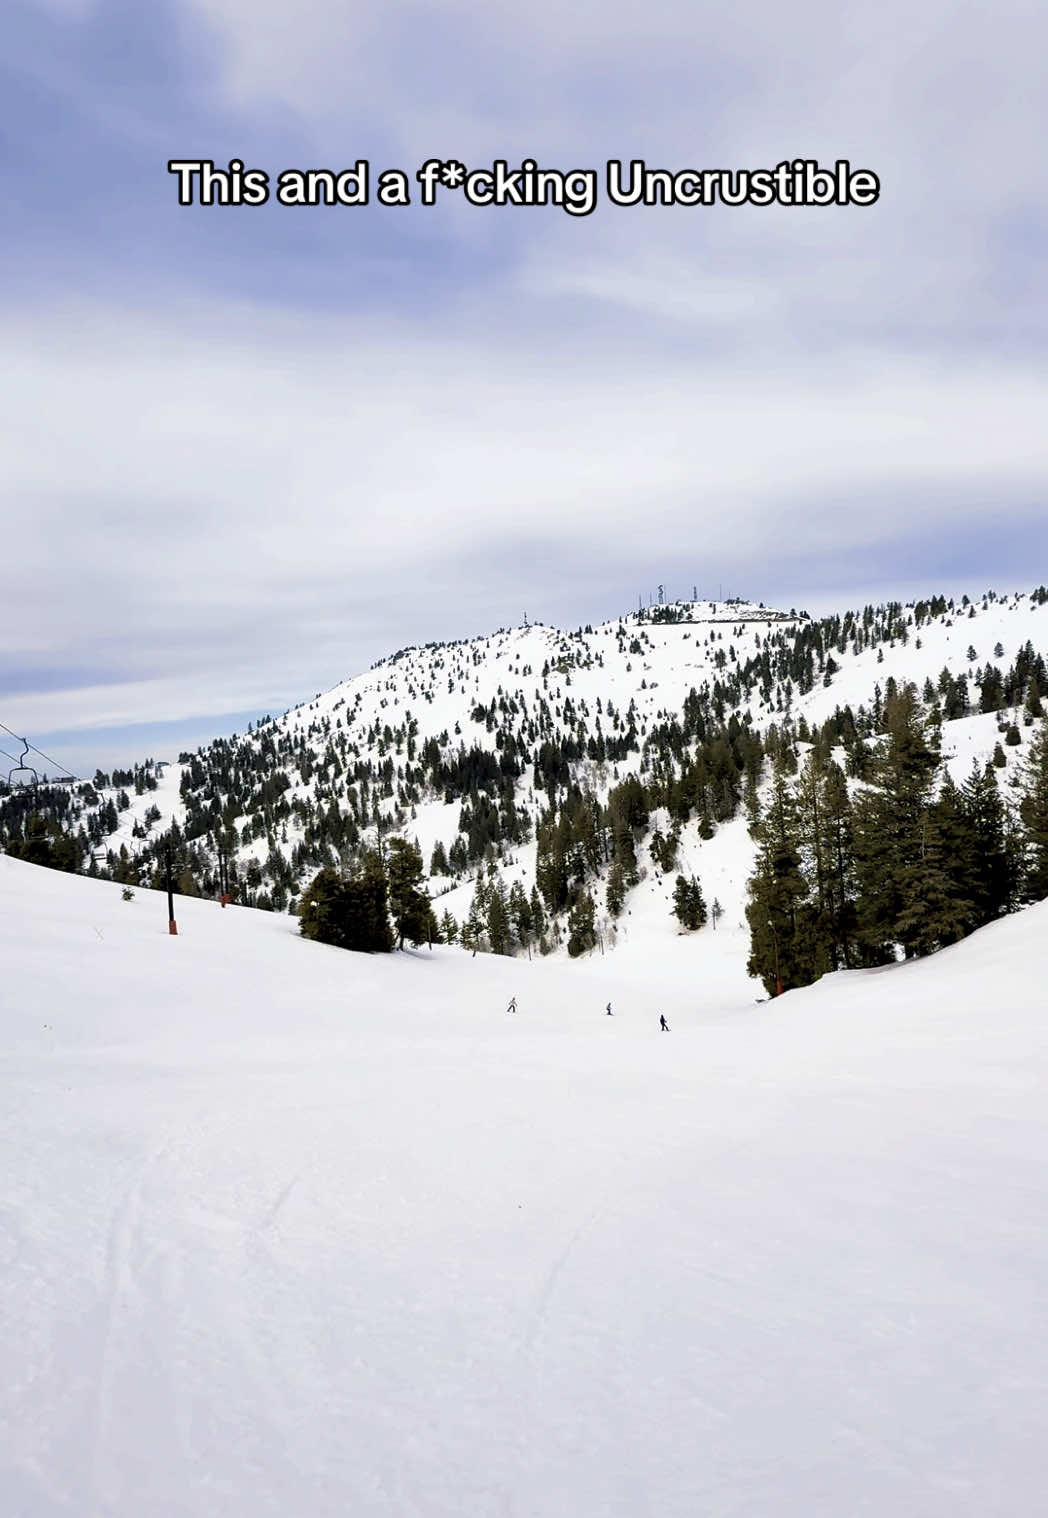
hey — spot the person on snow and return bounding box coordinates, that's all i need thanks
[659,1014,670,1032]
[507,997,517,1014]
[606,1002,613,1016]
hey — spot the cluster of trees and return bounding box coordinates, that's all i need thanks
[3,812,85,873]
[529,707,762,935]
[746,687,1048,995]
[298,839,438,954]
[460,867,552,956]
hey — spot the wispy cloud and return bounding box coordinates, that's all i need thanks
[3,0,1046,768]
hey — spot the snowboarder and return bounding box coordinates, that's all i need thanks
[507,997,517,1014]
[659,1014,670,1032]
[606,1002,613,1016]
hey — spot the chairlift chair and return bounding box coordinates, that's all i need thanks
[6,738,39,789]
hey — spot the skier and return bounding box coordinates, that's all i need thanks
[659,1014,670,1032]
[507,997,517,1014]
[606,1002,613,1016]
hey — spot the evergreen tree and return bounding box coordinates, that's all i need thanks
[960,761,1021,925]
[386,838,435,947]
[508,880,533,953]
[462,874,489,955]
[892,775,976,955]
[819,760,859,968]
[298,854,394,953]
[672,874,707,930]
[744,769,761,825]
[1024,675,1044,723]
[1017,719,1048,901]
[606,857,627,917]
[486,875,514,956]
[528,885,547,944]
[567,888,597,957]
[793,750,840,972]
[746,763,819,994]
[534,813,569,912]
[345,848,394,952]
[113,843,140,886]
[5,813,84,874]
[298,868,348,948]
[851,685,952,960]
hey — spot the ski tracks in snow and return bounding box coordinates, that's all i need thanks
[89,1134,183,1511]
[521,1193,612,1362]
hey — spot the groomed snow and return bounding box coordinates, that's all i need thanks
[2,855,1046,1516]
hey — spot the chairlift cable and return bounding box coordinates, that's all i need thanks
[0,719,83,783]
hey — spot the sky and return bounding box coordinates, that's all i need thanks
[3,0,1047,775]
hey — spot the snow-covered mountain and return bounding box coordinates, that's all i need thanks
[2,849,1047,1516]
[3,586,1046,983]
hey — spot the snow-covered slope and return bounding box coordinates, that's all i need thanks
[2,854,1047,1516]
[212,586,1046,953]
[4,586,1045,973]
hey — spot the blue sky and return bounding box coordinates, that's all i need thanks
[3,0,1047,774]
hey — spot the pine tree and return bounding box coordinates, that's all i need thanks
[606,857,627,917]
[299,868,348,948]
[1017,719,1048,901]
[892,775,976,955]
[298,854,394,953]
[386,838,435,947]
[793,750,840,972]
[534,814,569,912]
[960,761,1021,925]
[508,880,533,953]
[852,685,948,960]
[486,875,514,956]
[746,763,817,994]
[672,874,707,930]
[567,888,597,957]
[344,848,394,952]
[819,760,859,968]
[462,874,489,955]
[528,885,546,944]
[114,843,140,886]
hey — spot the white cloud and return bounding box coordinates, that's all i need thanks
[177,0,1046,188]
[167,0,1048,355]
[2,293,1046,739]
[7,0,1047,757]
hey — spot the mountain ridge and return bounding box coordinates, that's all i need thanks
[2,584,1046,985]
